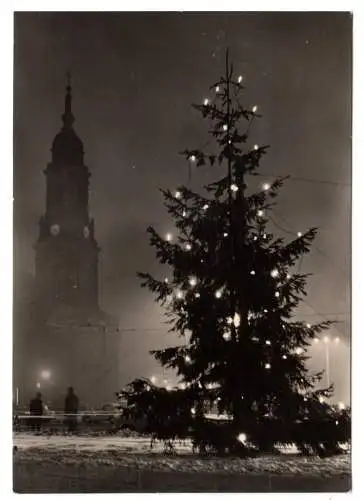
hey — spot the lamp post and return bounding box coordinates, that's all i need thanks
[313,336,341,399]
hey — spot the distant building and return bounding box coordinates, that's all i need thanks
[14,78,120,408]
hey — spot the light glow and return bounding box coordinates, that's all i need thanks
[223,124,228,131]
[215,289,223,299]
[223,331,231,341]
[189,277,197,287]
[262,183,270,191]
[40,370,51,380]
[202,204,209,210]
[252,105,258,113]
[250,270,256,275]
[265,363,271,370]
[254,144,259,150]
[257,210,264,217]
[185,243,192,251]
[233,313,241,327]
[165,233,173,242]
[297,232,302,237]
[176,290,184,299]
[238,75,243,83]
[270,269,279,278]
[323,336,329,344]
[175,190,182,199]
[230,184,238,192]
[237,433,247,444]
[265,340,271,345]
[190,155,196,162]
[204,98,209,105]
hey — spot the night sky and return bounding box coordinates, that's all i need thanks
[13,12,352,401]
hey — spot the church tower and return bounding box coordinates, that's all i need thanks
[15,77,120,408]
[34,77,99,313]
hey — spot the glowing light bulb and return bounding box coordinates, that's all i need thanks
[296,347,303,355]
[203,98,209,105]
[227,317,233,325]
[253,236,258,241]
[215,289,223,299]
[175,190,182,199]
[195,292,200,298]
[215,85,220,92]
[191,408,196,415]
[338,402,345,410]
[164,278,169,283]
[151,376,157,384]
[189,277,197,287]
[265,340,271,345]
[223,331,231,341]
[286,273,291,279]
[202,204,209,210]
[306,323,311,329]
[265,363,271,370]
[319,396,325,403]
[223,232,228,237]
[190,155,196,162]
[257,210,264,217]
[275,291,280,298]
[238,75,243,83]
[254,144,259,150]
[185,355,191,363]
[250,270,256,275]
[335,337,340,343]
[297,232,302,237]
[233,313,241,327]
[323,336,329,343]
[182,210,187,217]
[185,243,192,251]
[176,290,184,299]
[263,309,268,313]
[252,105,258,113]
[263,233,267,239]
[237,433,247,444]
[282,354,287,360]
[223,124,228,131]
[165,233,173,242]
[262,183,270,191]
[270,269,279,278]
[230,183,238,192]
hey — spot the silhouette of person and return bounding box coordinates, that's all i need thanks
[64,386,79,433]
[29,392,43,433]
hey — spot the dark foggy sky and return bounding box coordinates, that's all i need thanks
[13,12,351,400]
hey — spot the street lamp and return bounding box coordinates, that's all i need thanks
[40,370,51,381]
[313,336,341,391]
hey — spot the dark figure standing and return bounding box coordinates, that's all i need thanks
[29,392,43,433]
[64,386,79,433]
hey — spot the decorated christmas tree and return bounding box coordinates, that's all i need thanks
[138,51,345,453]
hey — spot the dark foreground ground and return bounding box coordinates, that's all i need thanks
[14,461,351,493]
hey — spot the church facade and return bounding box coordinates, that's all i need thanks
[14,80,120,409]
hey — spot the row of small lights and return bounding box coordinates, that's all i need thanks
[149,375,347,413]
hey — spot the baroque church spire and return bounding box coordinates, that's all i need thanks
[62,71,75,129]
[51,72,84,166]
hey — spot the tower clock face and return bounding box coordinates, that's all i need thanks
[50,224,60,236]
[83,226,90,239]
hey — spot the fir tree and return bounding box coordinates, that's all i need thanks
[138,51,336,449]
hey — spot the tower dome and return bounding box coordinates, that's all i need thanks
[51,75,84,166]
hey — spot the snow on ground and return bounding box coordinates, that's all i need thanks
[14,433,350,477]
